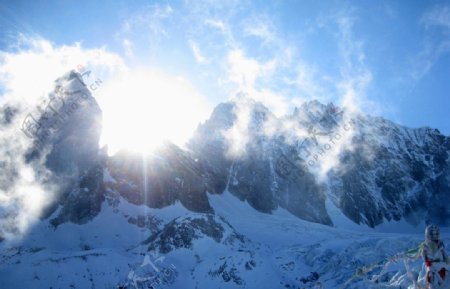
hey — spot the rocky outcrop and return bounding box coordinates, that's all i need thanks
[144,214,246,253]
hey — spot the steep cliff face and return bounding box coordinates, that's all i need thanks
[188,99,450,228]
[23,70,105,225]
[106,144,215,213]
[188,100,333,226]
[327,115,450,227]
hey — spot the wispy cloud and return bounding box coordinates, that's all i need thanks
[242,14,277,45]
[286,61,328,103]
[115,4,174,50]
[335,13,374,115]
[204,19,227,32]
[421,5,450,30]
[122,38,134,59]
[203,19,237,49]
[227,49,275,91]
[189,40,209,64]
[222,49,286,157]
[412,5,450,80]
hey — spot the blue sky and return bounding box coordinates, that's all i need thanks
[1,0,449,136]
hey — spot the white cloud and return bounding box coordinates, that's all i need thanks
[228,49,265,90]
[189,40,209,64]
[227,49,290,115]
[204,19,227,32]
[0,37,124,106]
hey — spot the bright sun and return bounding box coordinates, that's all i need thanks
[96,69,210,155]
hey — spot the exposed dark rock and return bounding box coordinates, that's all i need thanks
[145,214,245,254]
[107,144,214,213]
[50,164,104,227]
[245,260,256,270]
[127,214,163,231]
[208,261,244,285]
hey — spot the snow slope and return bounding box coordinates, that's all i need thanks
[1,188,448,289]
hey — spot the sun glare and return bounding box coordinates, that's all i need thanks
[97,69,210,155]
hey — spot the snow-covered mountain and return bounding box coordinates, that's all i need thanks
[188,97,450,228]
[106,97,450,229]
[0,71,449,289]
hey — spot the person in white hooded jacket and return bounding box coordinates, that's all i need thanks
[422,224,449,288]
